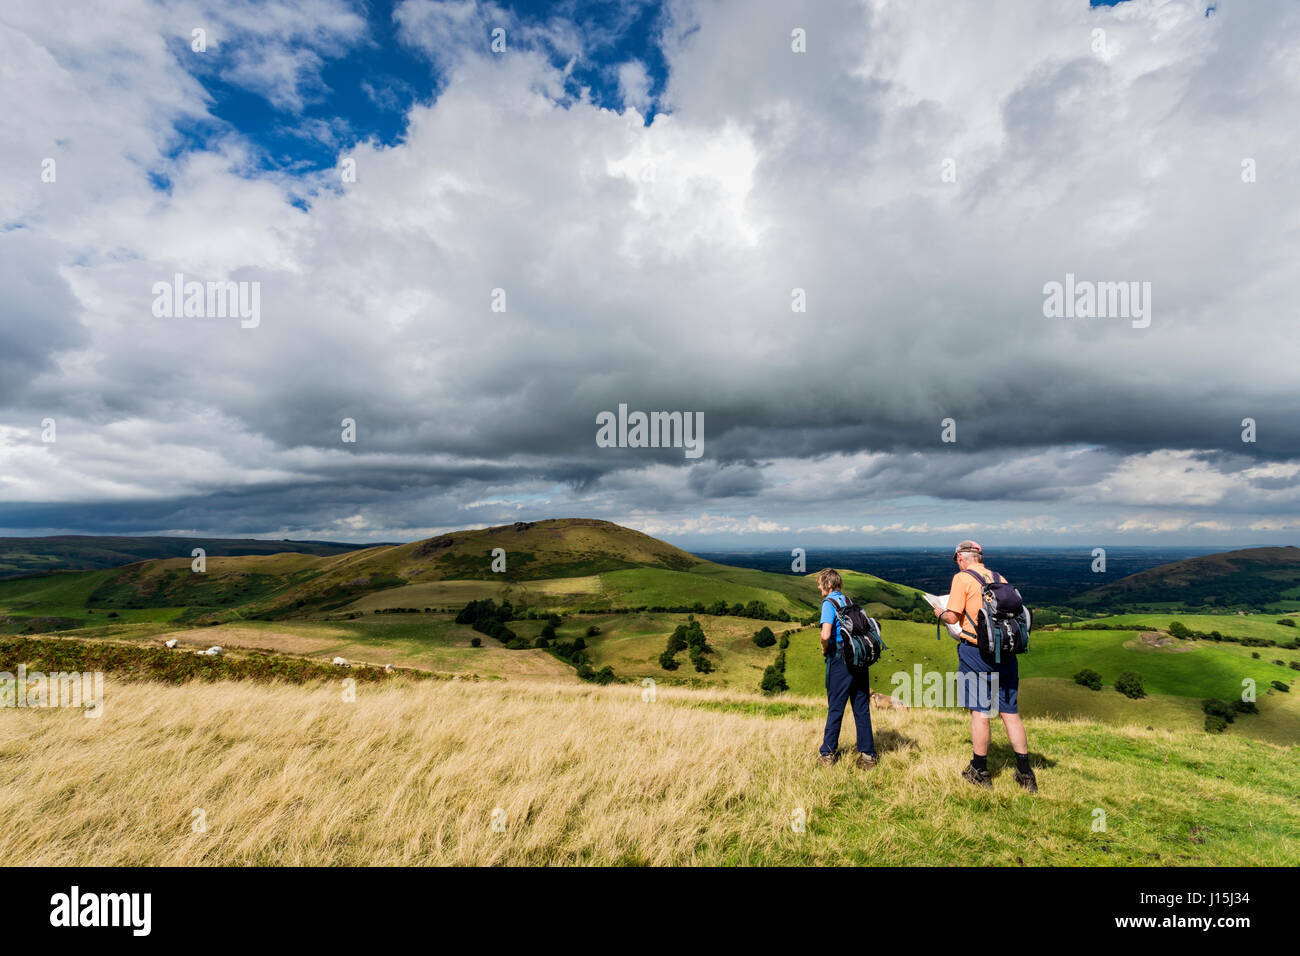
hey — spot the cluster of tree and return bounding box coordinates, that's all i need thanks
[574,662,616,684]
[534,613,562,648]
[549,634,586,662]
[1167,620,1300,649]
[452,599,620,683]
[372,607,428,614]
[1202,696,1258,733]
[455,599,520,647]
[658,617,713,673]
[541,631,614,683]
[575,602,793,622]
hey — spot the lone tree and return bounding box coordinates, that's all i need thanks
[760,663,788,693]
[752,626,777,648]
[1115,671,1146,699]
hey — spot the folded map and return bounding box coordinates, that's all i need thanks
[922,592,964,639]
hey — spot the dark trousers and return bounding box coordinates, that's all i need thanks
[821,654,875,757]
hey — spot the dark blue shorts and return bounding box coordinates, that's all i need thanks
[956,642,1019,715]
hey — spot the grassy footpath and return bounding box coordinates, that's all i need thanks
[0,678,1294,866]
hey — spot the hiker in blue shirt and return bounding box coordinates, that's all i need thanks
[817,568,877,769]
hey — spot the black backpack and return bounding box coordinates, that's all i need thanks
[826,593,886,670]
[958,569,1031,664]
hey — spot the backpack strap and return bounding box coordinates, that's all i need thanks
[957,569,992,643]
[824,593,847,643]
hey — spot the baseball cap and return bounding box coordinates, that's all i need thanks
[952,540,983,561]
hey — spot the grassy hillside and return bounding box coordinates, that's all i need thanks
[0,520,859,623]
[1078,546,1300,610]
[0,534,371,580]
[1,676,1294,866]
[3,528,1296,743]
[387,518,705,580]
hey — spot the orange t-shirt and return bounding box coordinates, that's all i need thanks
[946,563,993,644]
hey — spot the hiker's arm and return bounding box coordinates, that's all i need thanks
[820,621,833,654]
[937,577,965,624]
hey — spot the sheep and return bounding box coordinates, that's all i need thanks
[383,663,394,673]
[164,639,178,649]
[204,646,223,657]
[332,657,350,668]
[870,691,907,711]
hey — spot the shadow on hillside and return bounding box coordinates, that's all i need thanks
[987,742,1059,773]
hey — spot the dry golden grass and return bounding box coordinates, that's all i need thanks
[1,678,1296,866]
[0,680,843,865]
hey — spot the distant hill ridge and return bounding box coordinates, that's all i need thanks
[16,518,730,621]
[0,534,376,580]
[1079,546,1300,609]
[399,518,703,579]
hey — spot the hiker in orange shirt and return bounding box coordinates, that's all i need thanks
[935,541,1038,792]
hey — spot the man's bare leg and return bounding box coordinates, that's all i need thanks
[970,711,991,755]
[1000,711,1028,753]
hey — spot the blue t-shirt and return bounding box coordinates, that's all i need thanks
[821,591,846,646]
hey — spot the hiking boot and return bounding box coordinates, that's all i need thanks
[962,762,993,789]
[818,752,838,768]
[1014,769,1038,793]
[855,753,878,771]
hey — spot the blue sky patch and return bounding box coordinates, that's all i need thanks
[171,0,669,178]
